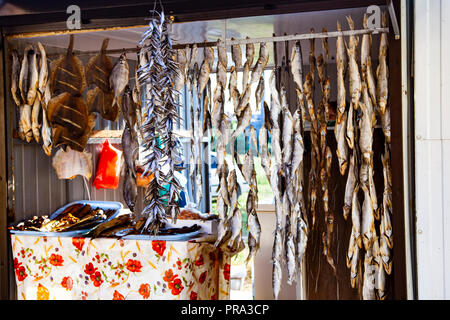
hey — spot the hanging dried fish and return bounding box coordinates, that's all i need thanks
[309,29,316,86]
[231,38,242,70]
[255,76,265,111]
[37,42,49,100]
[50,35,86,96]
[31,96,41,143]
[250,42,269,84]
[346,15,362,111]
[41,86,53,156]
[19,45,38,142]
[110,52,130,109]
[138,10,183,232]
[377,11,389,116]
[336,21,347,123]
[85,38,113,92]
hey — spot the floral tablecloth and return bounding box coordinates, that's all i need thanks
[11,234,230,300]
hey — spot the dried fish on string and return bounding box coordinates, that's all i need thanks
[110,52,130,109]
[377,11,389,117]
[19,45,38,142]
[290,40,307,128]
[255,76,265,111]
[250,42,269,85]
[137,10,183,233]
[336,21,347,123]
[346,15,362,112]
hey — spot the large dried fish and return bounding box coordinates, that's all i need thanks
[109,52,130,109]
[250,42,269,84]
[19,45,39,142]
[47,92,95,151]
[37,42,48,100]
[346,16,362,111]
[336,21,347,123]
[11,50,23,108]
[245,37,255,67]
[377,11,389,116]
[50,35,86,96]
[85,38,113,92]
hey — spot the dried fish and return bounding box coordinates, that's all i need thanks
[336,21,347,123]
[245,37,255,67]
[250,42,269,84]
[255,76,265,111]
[41,86,53,156]
[50,35,86,96]
[31,96,41,143]
[204,46,215,69]
[343,152,358,220]
[85,38,113,92]
[110,52,130,109]
[231,38,242,70]
[361,184,376,251]
[198,59,211,96]
[217,39,227,68]
[346,16,362,111]
[37,42,49,100]
[335,111,349,175]
[19,45,39,142]
[11,50,23,108]
[377,11,389,115]
[346,99,355,149]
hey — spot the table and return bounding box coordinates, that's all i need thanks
[10,234,230,300]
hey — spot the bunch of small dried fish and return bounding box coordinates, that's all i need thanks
[137,10,183,233]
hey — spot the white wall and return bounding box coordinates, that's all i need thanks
[414,0,450,299]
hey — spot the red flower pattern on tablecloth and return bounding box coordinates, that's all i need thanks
[190,291,198,300]
[90,271,103,287]
[168,278,184,295]
[16,265,27,281]
[72,237,85,251]
[84,262,97,275]
[126,259,142,273]
[49,254,64,266]
[223,263,230,281]
[139,283,151,299]
[152,240,166,256]
[61,277,73,291]
[199,271,207,284]
[163,269,177,283]
[113,290,125,300]
[194,255,204,266]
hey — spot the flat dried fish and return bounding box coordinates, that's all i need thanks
[85,38,113,92]
[50,35,86,96]
[86,86,119,121]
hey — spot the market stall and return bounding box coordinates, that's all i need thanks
[0,0,409,300]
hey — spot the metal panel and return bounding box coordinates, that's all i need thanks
[414,0,450,299]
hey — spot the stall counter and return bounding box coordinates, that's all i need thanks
[11,234,230,300]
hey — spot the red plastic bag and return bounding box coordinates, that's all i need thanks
[92,140,122,189]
